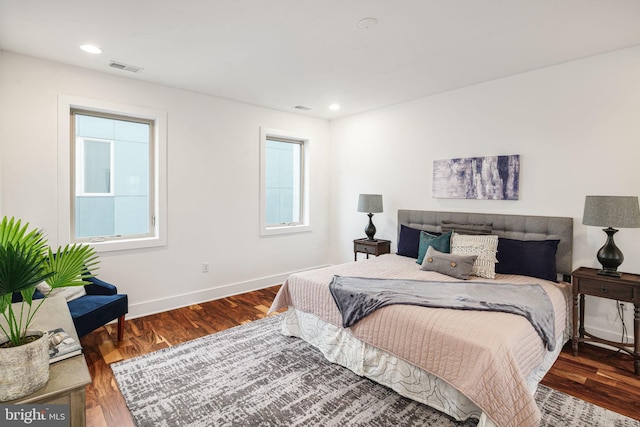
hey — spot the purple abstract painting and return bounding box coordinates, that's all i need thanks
[432,155,520,200]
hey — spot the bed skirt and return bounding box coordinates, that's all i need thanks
[280,307,567,427]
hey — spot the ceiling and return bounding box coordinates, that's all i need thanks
[1,1,640,119]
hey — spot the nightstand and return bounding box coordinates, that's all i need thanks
[353,238,391,261]
[572,266,640,375]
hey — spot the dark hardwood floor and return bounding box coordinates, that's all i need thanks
[81,286,640,426]
[540,341,640,420]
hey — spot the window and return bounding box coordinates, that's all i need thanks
[58,96,167,252]
[72,110,153,241]
[265,138,302,225]
[259,127,310,235]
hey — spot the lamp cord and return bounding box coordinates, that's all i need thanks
[617,300,628,345]
[608,300,629,358]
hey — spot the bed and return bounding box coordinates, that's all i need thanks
[269,209,573,427]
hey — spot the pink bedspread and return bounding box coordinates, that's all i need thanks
[269,254,571,427]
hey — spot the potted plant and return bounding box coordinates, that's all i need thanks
[0,216,99,401]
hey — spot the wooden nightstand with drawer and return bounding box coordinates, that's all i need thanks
[353,238,391,261]
[572,266,640,374]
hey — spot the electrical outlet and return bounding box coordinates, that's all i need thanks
[202,262,210,273]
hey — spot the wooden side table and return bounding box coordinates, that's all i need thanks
[572,266,640,374]
[3,297,92,426]
[353,238,391,261]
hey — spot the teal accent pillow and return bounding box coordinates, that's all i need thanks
[416,230,453,265]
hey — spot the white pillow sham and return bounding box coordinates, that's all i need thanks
[450,233,499,279]
[36,282,87,302]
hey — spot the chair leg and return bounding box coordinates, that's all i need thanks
[117,315,125,341]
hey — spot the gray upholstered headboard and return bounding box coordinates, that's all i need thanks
[397,210,574,277]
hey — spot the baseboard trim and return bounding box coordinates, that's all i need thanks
[125,264,331,320]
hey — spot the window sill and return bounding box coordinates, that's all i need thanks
[86,236,166,253]
[260,224,312,236]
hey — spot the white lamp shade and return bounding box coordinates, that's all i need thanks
[357,194,383,213]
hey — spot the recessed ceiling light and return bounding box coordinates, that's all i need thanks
[329,104,341,111]
[80,44,102,54]
[358,18,378,29]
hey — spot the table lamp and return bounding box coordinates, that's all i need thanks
[357,194,383,241]
[582,195,640,277]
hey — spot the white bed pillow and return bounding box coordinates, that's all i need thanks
[450,233,499,279]
[36,282,87,302]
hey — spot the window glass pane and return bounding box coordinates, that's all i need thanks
[74,113,151,239]
[77,114,114,139]
[83,139,111,193]
[75,197,115,237]
[265,139,301,225]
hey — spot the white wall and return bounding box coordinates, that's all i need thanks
[0,52,332,318]
[3,45,640,342]
[0,49,3,215]
[330,45,640,343]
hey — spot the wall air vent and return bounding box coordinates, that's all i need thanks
[109,61,143,73]
[294,105,312,111]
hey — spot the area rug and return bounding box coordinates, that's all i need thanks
[112,314,639,427]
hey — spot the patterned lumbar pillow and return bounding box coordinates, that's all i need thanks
[440,221,493,235]
[450,233,499,279]
[420,246,478,280]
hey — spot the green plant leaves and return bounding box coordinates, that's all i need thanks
[0,240,52,297]
[0,216,100,346]
[44,244,99,289]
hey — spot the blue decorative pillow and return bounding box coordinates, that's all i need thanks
[416,230,453,265]
[397,225,422,258]
[495,238,560,281]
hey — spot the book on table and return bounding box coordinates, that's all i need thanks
[48,328,82,363]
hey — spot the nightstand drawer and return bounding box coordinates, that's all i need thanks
[354,243,375,253]
[578,278,634,301]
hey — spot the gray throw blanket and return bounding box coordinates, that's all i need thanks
[329,275,556,351]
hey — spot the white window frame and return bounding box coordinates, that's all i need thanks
[259,127,311,236]
[75,137,115,197]
[58,95,167,252]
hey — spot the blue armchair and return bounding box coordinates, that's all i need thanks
[12,276,128,341]
[68,276,128,341]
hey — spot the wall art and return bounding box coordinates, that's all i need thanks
[432,154,520,200]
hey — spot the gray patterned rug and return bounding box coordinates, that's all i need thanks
[112,314,639,427]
